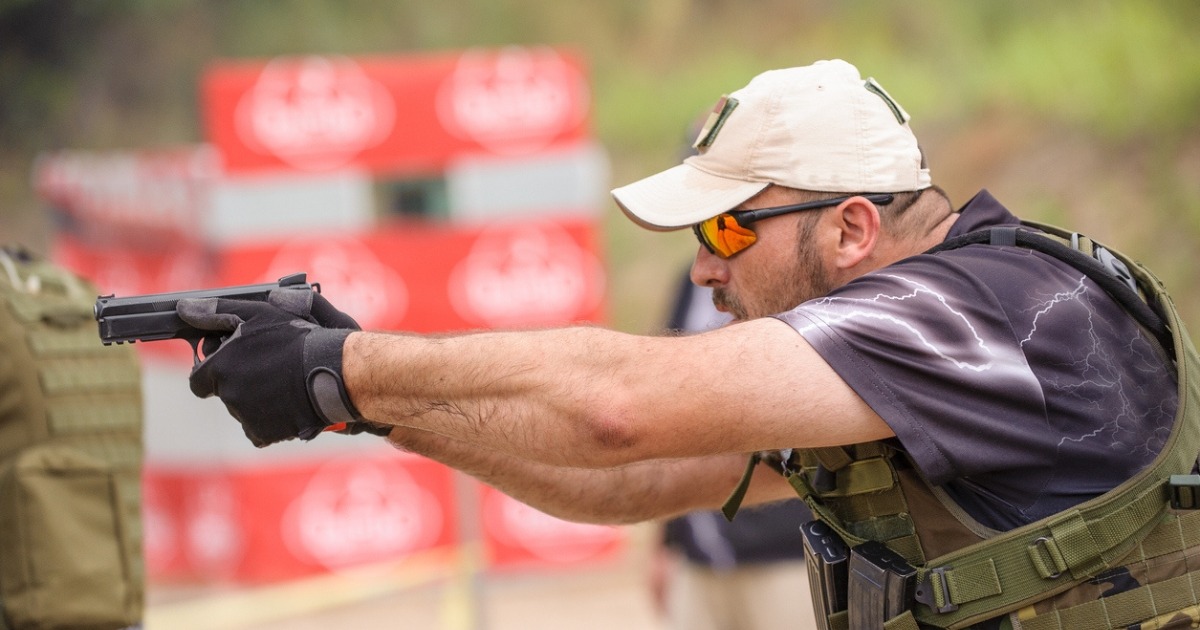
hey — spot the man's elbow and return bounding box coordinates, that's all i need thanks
[577,396,652,468]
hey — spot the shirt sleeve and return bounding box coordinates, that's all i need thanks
[774,254,1050,486]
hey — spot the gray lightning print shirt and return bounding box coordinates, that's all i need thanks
[777,190,1178,531]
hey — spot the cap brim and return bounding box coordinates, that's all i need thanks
[611,162,770,231]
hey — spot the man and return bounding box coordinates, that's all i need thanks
[177,60,1196,628]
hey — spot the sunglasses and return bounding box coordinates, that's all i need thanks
[692,193,895,258]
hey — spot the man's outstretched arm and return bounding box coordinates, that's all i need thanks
[173,295,890,475]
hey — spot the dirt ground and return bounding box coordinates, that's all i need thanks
[145,525,669,630]
[144,524,816,630]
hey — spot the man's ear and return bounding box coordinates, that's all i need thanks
[831,196,882,270]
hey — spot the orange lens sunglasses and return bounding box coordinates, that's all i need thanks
[692,193,895,258]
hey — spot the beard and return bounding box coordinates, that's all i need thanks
[712,242,835,321]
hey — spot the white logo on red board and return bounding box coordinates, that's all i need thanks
[282,459,444,569]
[264,238,408,330]
[236,56,396,171]
[437,47,588,155]
[448,224,604,327]
[483,491,620,563]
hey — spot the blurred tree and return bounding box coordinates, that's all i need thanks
[0,1,124,149]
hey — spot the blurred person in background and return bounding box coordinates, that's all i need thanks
[0,245,144,630]
[170,60,1200,629]
[652,271,815,630]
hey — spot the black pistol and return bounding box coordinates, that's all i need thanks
[93,272,316,363]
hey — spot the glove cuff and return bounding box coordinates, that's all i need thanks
[303,328,364,428]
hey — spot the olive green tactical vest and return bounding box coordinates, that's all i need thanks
[0,247,144,630]
[726,222,1200,630]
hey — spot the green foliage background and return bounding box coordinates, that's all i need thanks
[1,0,1198,334]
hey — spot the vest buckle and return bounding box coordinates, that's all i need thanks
[914,566,959,614]
[1169,474,1200,510]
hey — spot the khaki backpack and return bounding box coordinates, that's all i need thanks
[0,247,144,630]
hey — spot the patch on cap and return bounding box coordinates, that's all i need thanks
[692,95,739,153]
[863,77,910,124]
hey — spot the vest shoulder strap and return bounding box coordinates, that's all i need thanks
[929,222,1174,354]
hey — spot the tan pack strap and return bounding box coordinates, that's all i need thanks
[883,610,921,630]
[813,446,854,472]
[929,224,1173,355]
[1019,222,1174,354]
[720,453,761,520]
[940,501,1200,627]
[809,457,895,497]
[1017,567,1200,630]
[912,222,1200,627]
[1025,483,1166,580]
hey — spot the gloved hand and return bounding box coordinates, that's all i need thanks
[178,290,385,447]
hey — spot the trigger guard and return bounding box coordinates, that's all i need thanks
[188,337,202,367]
[192,332,233,366]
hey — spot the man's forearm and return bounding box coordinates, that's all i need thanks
[344,327,678,468]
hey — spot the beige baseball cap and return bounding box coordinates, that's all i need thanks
[612,59,932,230]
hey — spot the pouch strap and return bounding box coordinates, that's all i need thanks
[720,452,761,521]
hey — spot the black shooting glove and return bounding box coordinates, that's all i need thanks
[178,290,385,447]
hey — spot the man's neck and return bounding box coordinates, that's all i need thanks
[927,211,961,247]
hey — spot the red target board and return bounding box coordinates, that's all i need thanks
[215,217,606,333]
[203,48,591,175]
[143,453,458,583]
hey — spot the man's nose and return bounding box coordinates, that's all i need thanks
[690,245,729,288]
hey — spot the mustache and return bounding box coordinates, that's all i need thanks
[712,288,747,320]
